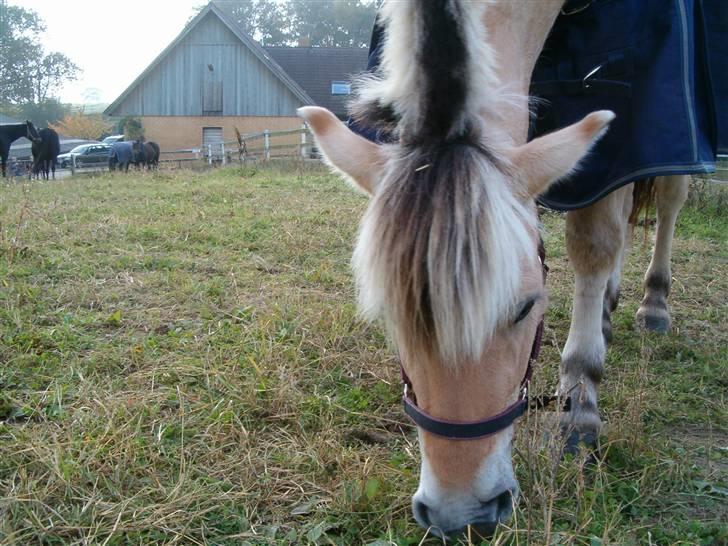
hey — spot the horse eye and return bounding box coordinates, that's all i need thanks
[514,299,536,324]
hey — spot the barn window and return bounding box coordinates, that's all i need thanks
[331,81,351,95]
[203,80,223,115]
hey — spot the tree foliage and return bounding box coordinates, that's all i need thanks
[208,0,378,47]
[49,113,112,140]
[117,117,145,141]
[10,99,72,127]
[0,2,80,109]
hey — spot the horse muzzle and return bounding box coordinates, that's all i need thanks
[412,488,516,540]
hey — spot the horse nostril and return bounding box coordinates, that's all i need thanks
[479,489,515,520]
[412,499,431,527]
[495,489,514,513]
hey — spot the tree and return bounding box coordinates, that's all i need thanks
[49,113,112,140]
[196,0,378,47]
[11,99,71,127]
[212,0,293,46]
[117,117,145,141]
[289,0,377,48]
[0,3,80,109]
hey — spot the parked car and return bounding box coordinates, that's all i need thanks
[101,135,125,145]
[58,144,111,168]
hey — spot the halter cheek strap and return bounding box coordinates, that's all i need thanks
[400,240,564,440]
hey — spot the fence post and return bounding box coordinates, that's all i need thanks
[71,154,76,175]
[221,142,226,165]
[264,130,270,161]
[207,144,213,165]
[300,124,307,158]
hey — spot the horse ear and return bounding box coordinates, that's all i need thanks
[506,110,615,199]
[298,106,386,196]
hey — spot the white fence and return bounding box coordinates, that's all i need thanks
[158,126,314,168]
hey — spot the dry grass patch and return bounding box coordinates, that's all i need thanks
[1,169,726,545]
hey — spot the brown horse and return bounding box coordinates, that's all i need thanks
[301,0,691,538]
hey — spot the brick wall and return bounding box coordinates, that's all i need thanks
[140,116,304,155]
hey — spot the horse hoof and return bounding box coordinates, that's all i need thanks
[563,429,599,463]
[636,308,670,334]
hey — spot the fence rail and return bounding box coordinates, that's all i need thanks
[158,125,314,167]
[5,135,727,181]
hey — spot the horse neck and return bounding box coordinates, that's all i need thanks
[1,124,29,144]
[484,0,563,144]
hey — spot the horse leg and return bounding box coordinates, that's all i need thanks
[635,175,689,332]
[560,185,633,450]
[601,187,634,343]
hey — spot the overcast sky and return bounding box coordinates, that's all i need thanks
[13,0,203,104]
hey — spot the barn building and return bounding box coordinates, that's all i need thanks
[104,2,369,154]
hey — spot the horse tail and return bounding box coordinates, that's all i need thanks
[629,177,656,226]
[353,0,533,362]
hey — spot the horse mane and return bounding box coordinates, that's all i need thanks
[351,0,535,364]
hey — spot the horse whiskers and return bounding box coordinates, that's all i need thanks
[414,163,431,172]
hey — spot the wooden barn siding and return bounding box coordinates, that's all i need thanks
[112,13,304,117]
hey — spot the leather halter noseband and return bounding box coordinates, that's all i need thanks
[400,240,563,440]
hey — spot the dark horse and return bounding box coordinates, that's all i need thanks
[31,128,60,180]
[0,121,39,177]
[108,141,135,172]
[132,140,160,169]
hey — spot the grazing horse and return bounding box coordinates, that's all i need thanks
[300,0,725,538]
[0,121,39,177]
[31,128,60,180]
[108,141,135,172]
[132,140,160,169]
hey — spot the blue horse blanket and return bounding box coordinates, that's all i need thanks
[531,0,727,210]
[109,141,134,164]
[352,0,727,211]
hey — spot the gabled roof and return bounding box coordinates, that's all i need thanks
[104,2,313,116]
[265,47,368,117]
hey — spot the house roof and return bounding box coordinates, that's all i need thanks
[0,113,23,124]
[265,47,369,117]
[104,2,313,116]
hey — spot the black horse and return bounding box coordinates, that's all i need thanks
[132,140,160,169]
[31,128,60,180]
[0,121,39,177]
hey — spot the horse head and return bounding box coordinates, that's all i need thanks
[301,0,614,538]
[25,121,40,143]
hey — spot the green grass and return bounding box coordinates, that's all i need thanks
[1,167,726,545]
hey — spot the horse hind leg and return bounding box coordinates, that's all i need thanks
[636,175,689,333]
[560,186,632,451]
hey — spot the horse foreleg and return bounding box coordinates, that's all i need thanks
[560,186,632,450]
[636,175,689,333]
[602,187,634,343]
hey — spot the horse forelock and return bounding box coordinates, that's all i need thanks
[353,144,535,366]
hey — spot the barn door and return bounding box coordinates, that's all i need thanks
[202,127,223,160]
[203,80,223,115]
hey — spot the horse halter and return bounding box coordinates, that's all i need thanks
[400,240,561,440]
[26,123,39,143]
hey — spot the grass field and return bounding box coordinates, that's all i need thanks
[1,166,726,545]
